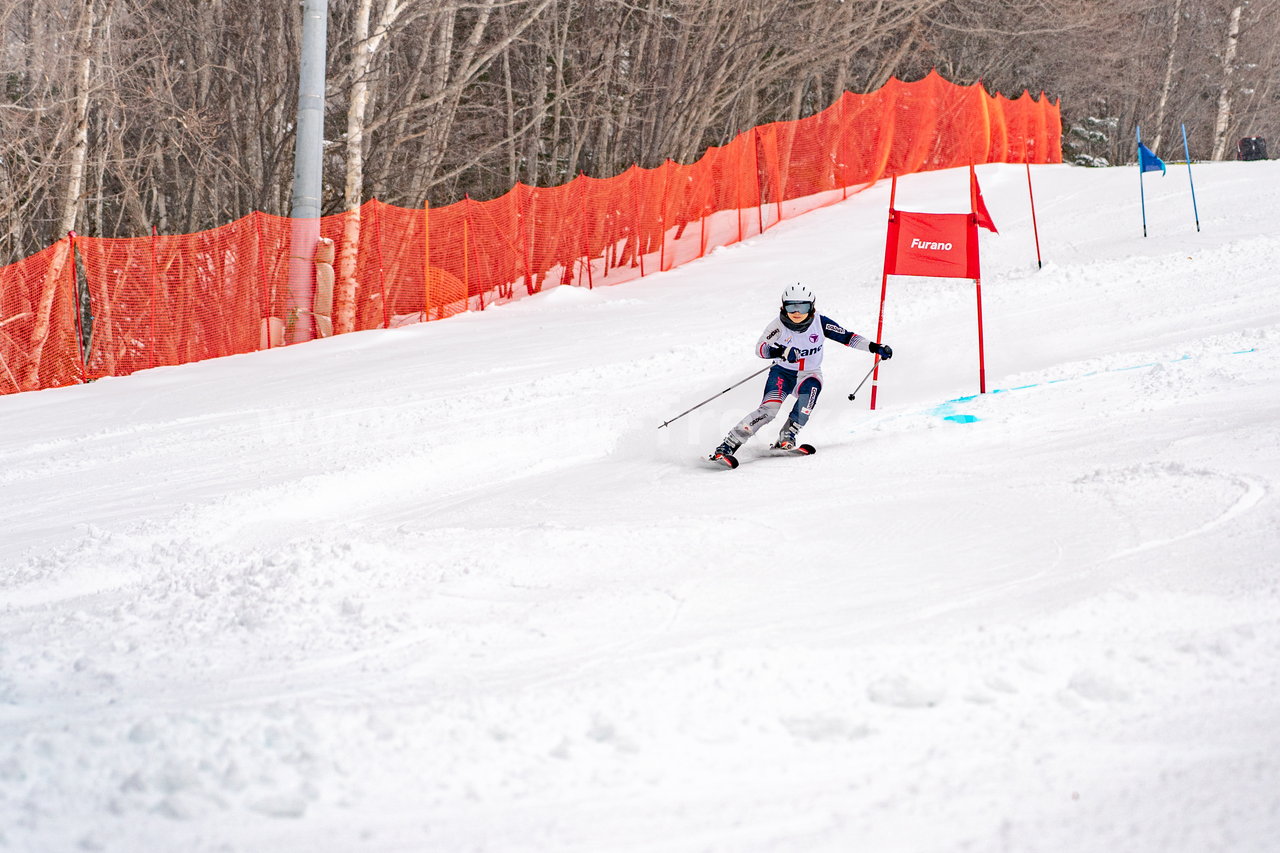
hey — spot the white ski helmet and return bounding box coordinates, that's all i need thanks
[779,283,816,330]
[781,282,815,307]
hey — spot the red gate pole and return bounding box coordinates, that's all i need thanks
[869,175,898,411]
[1026,161,1043,269]
[869,268,890,411]
[968,168,989,394]
[975,276,987,394]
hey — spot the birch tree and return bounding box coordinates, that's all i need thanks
[1210,3,1243,159]
[25,0,111,389]
[337,0,411,334]
[1151,0,1184,154]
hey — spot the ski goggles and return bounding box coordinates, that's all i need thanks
[782,301,813,314]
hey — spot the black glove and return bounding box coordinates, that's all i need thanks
[768,344,801,363]
[869,342,893,360]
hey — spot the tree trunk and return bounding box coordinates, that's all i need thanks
[1210,4,1243,161]
[58,0,96,237]
[27,0,99,389]
[338,0,407,334]
[1150,0,1183,155]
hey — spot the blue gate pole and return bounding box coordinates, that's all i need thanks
[1181,124,1201,232]
[1137,126,1149,238]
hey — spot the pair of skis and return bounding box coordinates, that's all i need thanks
[706,442,816,470]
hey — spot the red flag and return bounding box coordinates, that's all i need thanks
[970,165,998,233]
[884,210,980,279]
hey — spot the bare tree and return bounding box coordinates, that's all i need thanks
[22,0,119,389]
[3,0,1279,263]
[336,0,412,333]
[58,0,100,238]
[1151,0,1184,154]
[1210,3,1243,159]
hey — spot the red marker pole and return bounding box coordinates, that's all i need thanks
[1026,162,1042,269]
[975,276,987,394]
[870,175,898,411]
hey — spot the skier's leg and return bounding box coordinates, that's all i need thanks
[724,400,782,448]
[777,374,822,447]
[716,366,795,454]
[789,375,822,427]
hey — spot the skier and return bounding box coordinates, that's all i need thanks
[711,283,892,463]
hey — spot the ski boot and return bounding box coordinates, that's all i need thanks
[708,434,742,469]
[774,419,800,451]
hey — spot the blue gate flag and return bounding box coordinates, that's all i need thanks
[1138,142,1166,175]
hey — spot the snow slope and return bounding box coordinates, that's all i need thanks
[2,162,1279,853]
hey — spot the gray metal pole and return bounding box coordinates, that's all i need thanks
[287,0,328,343]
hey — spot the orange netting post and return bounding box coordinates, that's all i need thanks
[363,200,388,331]
[252,212,275,349]
[427,197,437,317]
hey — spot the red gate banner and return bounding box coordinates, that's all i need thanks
[883,210,980,279]
[871,171,994,410]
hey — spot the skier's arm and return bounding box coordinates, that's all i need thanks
[756,321,788,360]
[819,315,871,352]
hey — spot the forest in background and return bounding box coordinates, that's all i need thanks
[1,0,1276,260]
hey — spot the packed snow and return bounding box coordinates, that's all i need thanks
[2,161,1278,853]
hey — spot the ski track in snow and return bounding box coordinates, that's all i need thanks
[2,163,1280,852]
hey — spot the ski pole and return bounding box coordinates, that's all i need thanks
[847,362,878,401]
[658,365,771,429]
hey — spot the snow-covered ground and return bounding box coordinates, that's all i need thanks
[2,161,1278,853]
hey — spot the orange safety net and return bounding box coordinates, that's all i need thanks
[1,73,1060,396]
[0,237,82,395]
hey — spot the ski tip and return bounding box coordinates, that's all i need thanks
[766,442,816,455]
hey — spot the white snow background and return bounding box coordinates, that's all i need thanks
[2,162,1279,852]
